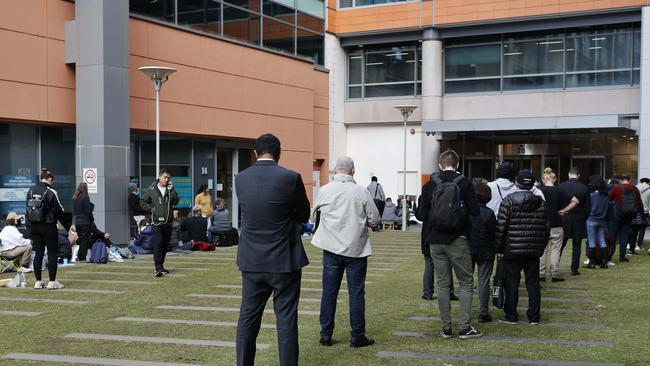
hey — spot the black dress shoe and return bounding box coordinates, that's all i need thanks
[421,295,433,301]
[319,337,333,347]
[350,336,375,348]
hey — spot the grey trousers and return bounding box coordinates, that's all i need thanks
[540,227,563,277]
[423,255,434,298]
[431,237,474,330]
[472,259,494,316]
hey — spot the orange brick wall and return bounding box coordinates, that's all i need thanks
[329,0,433,35]
[435,0,649,25]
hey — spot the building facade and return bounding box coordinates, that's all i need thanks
[0,0,328,242]
[327,0,648,202]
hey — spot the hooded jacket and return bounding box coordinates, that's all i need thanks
[487,178,517,216]
[496,190,548,259]
[210,206,232,232]
[26,181,64,226]
[381,201,400,222]
[140,180,179,226]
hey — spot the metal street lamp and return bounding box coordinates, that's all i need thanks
[138,66,177,176]
[394,105,417,232]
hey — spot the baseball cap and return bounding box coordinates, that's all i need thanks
[516,170,535,190]
[6,212,19,221]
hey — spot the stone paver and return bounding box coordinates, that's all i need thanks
[64,332,270,349]
[376,351,623,366]
[1,353,205,366]
[393,332,613,346]
[0,296,88,305]
[156,305,319,315]
[114,316,276,329]
[408,316,604,329]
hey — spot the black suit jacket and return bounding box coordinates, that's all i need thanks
[235,160,310,273]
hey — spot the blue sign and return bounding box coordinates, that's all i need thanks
[0,175,37,216]
[173,176,193,209]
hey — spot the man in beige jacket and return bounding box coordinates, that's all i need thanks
[311,156,380,348]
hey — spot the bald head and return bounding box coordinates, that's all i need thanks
[335,156,355,175]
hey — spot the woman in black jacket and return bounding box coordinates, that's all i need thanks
[72,182,94,261]
[469,180,497,323]
[26,168,64,289]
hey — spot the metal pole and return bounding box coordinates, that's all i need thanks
[155,80,161,177]
[402,113,408,232]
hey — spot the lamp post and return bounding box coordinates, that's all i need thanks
[394,105,417,232]
[138,66,176,176]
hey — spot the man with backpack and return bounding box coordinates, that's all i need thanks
[416,149,482,339]
[367,176,386,219]
[608,175,642,263]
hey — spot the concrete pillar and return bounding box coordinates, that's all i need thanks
[421,29,443,176]
[75,0,130,243]
[639,7,650,179]
[325,33,347,181]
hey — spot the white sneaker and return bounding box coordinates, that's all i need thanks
[635,245,642,253]
[583,259,590,265]
[46,281,64,290]
[19,266,33,273]
[607,261,616,267]
[33,281,45,289]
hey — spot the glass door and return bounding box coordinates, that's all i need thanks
[572,157,605,182]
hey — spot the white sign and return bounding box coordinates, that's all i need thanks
[216,183,223,191]
[207,179,214,190]
[83,168,98,194]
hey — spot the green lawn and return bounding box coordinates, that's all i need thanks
[0,231,648,365]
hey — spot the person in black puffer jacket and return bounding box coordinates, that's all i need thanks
[469,180,497,323]
[495,170,547,325]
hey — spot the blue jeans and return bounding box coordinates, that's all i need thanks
[586,219,607,249]
[320,250,367,341]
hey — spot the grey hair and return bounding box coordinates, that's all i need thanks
[335,156,355,172]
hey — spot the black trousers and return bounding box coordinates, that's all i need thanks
[503,257,541,323]
[30,224,58,281]
[237,270,301,366]
[75,223,92,261]
[151,224,172,271]
[561,213,586,273]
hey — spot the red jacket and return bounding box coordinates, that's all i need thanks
[608,183,641,209]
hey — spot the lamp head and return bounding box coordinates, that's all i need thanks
[138,66,177,83]
[394,105,417,119]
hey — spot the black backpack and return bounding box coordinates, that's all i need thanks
[26,189,47,224]
[430,173,468,232]
[619,185,638,219]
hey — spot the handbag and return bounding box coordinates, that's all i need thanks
[631,211,648,227]
[491,258,505,309]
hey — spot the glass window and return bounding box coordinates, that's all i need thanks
[503,74,562,90]
[339,0,352,7]
[223,5,261,45]
[298,0,324,18]
[348,53,362,85]
[365,48,415,84]
[263,17,295,54]
[348,86,361,98]
[297,11,324,33]
[633,30,641,69]
[354,0,411,7]
[263,0,296,23]
[444,79,500,94]
[178,0,221,35]
[445,44,500,79]
[566,71,631,88]
[130,0,175,22]
[502,39,564,75]
[364,83,415,97]
[41,127,75,218]
[297,29,324,64]
[0,124,38,221]
[224,0,261,13]
[565,32,632,72]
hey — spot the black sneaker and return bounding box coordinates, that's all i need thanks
[161,268,170,274]
[458,326,483,339]
[586,262,595,269]
[497,317,517,325]
[478,314,492,323]
[319,337,333,347]
[551,277,565,283]
[350,336,375,348]
[529,320,540,325]
[421,295,433,301]
[620,257,630,262]
[449,293,459,301]
[154,271,164,278]
[440,327,452,339]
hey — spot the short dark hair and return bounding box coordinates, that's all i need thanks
[439,149,460,169]
[568,166,580,176]
[641,178,650,184]
[618,174,631,181]
[40,168,54,181]
[255,134,281,159]
[371,176,378,182]
[474,179,492,204]
[159,168,172,176]
[5,218,16,226]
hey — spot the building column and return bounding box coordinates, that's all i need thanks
[325,33,347,180]
[639,7,650,179]
[74,0,130,243]
[421,29,443,178]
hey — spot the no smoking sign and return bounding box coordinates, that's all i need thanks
[83,168,98,193]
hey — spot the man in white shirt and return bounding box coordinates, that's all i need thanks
[0,212,33,272]
[311,156,380,348]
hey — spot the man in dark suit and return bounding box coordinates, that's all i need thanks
[235,133,311,366]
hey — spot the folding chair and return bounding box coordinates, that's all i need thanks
[0,254,20,274]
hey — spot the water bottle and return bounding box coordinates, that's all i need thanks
[19,272,27,288]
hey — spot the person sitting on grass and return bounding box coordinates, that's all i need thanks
[208,198,239,246]
[181,206,209,248]
[0,212,33,272]
[129,219,154,255]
